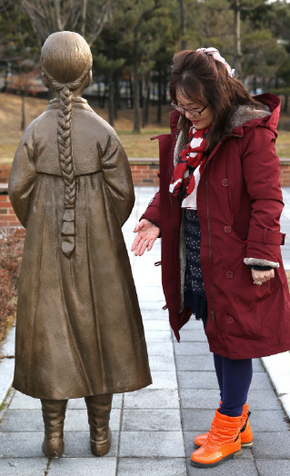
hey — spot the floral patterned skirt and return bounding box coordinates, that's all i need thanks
[184,209,207,325]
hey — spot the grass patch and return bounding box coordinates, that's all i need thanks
[1,92,289,165]
[116,130,169,158]
[276,130,290,158]
[0,92,171,164]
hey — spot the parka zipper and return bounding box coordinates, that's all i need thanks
[169,158,179,312]
[169,128,182,313]
[155,131,179,313]
[205,166,216,322]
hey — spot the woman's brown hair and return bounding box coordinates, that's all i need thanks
[169,50,261,152]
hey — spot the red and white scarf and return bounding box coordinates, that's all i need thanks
[169,125,211,209]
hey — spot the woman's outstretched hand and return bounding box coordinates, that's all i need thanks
[131,219,160,256]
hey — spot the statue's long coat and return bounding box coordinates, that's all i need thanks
[9,98,152,400]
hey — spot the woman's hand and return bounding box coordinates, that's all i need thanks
[131,219,160,256]
[251,268,275,285]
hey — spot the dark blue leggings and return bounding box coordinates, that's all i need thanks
[188,300,253,417]
[213,353,253,417]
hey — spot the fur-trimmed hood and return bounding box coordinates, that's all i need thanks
[227,93,280,136]
[226,103,269,133]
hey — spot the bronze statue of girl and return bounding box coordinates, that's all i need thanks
[9,31,151,458]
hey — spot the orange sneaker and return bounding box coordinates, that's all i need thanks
[191,410,242,468]
[194,403,253,448]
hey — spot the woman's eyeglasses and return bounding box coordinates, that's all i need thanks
[171,101,208,117]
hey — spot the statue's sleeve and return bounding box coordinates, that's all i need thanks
[8,124,38,228]
[100,133,135,227]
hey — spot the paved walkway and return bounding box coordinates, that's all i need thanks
[1,186,290,475]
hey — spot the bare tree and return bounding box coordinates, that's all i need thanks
[20,0,113,46]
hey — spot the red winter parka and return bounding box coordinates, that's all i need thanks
[142,93,290,359]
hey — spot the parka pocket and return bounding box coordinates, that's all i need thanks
[251,274,279,306]
[212,260,283,341]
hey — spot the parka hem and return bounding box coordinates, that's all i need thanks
[208,343,290,360]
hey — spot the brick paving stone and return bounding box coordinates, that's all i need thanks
[255,460,290,476]
[186,458,259,475]
[121,409,181,431]
[119,431,185,458]
[0,459,48,476]
[48,457,117,475]
[123,388,180,409]
[252,431,290,459]
[117,457,187,476]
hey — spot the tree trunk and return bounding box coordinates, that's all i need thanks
[133,35,141,134]
[284,94,288,114]
[3,63,11,92]
[98,79,105,108]
[252,75,257,94]
[114,73,119,120]
[142,74,150,128]
[163,69,167,103]
[179,0,186,50]
[81,0,88,37]
[133,68,141,133]
[21,92,26,131]
[108,73,114,127]
[233,0,242,79]
[157,69,162,124]
[128,74,133,109]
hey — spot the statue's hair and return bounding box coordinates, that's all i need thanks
[57,86,75,211]
[41,31,93,85]
[40,31,93,257]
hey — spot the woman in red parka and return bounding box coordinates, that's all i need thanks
[132,48,290,468]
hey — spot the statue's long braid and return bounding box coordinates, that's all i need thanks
[57,86,76,257]
[42,65,91,258]
[58,87,75,211]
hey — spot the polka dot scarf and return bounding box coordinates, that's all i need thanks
[169,125,211,209]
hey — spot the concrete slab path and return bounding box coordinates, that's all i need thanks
[1,186,290,475]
